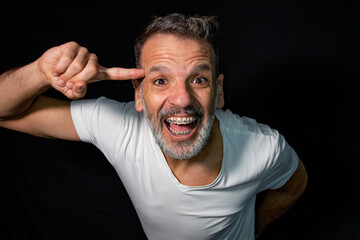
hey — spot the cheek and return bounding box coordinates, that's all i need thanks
[200,94,218,119]
[200,89,216,113]
[143,91,167,118]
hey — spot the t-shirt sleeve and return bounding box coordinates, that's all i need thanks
[70,97,139,165]
[70,97,107,145]
[71,98,96,144]
[256,133,299,193]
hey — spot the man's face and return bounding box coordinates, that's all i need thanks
[134,34,224,160]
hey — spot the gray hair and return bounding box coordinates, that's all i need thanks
[134,13,220,76]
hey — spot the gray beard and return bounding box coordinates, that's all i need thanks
[140,86,218,160]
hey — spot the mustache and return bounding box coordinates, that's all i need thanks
[158,106,204,120]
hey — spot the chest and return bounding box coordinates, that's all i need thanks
[131,173,258,240]
[167,159,223,186]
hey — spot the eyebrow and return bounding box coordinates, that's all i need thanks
[191,63,212,74]
[147,65,170,75]
[147,63,212,75]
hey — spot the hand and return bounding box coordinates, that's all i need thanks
[37,41,145,99]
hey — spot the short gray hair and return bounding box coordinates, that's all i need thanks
[134,13,220,75]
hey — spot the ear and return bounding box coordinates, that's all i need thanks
[216,74,225,109]
[131,79,143,112]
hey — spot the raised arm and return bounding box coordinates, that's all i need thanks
[0,42,144,140]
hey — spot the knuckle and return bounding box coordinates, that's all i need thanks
[71,61,85,71]
[114,68,121,76]
[53,65,63,73]
[80,46,89,53]
[90,53,98,61]
[87,64,98,74]
[67,41,79,48]
[61,55,74,64]
[85,62,99,77]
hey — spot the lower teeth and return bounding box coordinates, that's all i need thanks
[169,128,192,135]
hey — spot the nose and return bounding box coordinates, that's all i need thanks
[168,81,194,108]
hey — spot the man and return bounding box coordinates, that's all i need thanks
[0,13,307,239]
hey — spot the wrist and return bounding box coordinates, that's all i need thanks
[31,60,52,91]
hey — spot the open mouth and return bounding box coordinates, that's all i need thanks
[164,116,198,136]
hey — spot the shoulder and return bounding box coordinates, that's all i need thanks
[70,97,146,160]
[216,108,283,168]
[70,97,142,141]
[71,96,135,110]
[71,97,137,118]
[216,109,297,189]
[215,108,278,138]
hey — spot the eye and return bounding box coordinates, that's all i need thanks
[154,78,167,86]
[192,76,207,85]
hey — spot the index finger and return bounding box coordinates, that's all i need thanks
[98,66,145,81]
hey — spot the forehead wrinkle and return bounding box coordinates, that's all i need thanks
[141,36,214,70]
[147,65,171,75]
[141,39,214,78]
[146,62,212,80]
[142,42,212,63]
[146,52,210,64]
[189,63,212,74]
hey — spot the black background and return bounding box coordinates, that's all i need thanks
[0,1,359,239]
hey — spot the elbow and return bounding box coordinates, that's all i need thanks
[277,158,308,198]
[298,159,308,195]
[0,100,34,121]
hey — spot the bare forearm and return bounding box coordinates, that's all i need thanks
[255,159,308,237]
[0,61,50,119]
[255,188,301,237]
[0,42,145,120]
[0,42,144,140]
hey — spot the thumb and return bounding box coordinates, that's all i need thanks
[98,66,145,81]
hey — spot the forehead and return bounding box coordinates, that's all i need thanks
[140,34,215,71]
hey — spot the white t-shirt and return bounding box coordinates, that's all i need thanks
[71,97,298,240]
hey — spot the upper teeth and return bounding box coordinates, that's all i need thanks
[165,117,196,125]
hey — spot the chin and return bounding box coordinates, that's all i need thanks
[156,114,215,160]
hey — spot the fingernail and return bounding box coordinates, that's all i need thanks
[53,72,59,77]
[57,79,65,86]
[66,81,73,89]
[77,86,86,92]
